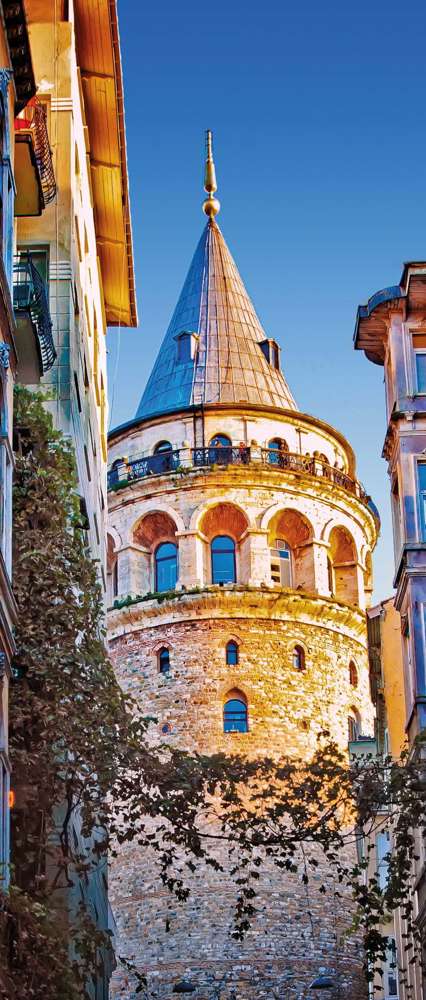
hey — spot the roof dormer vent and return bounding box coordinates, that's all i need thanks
[174,331,198,364]
[259,338,280,371]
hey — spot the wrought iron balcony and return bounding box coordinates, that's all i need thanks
[13,253,56,375]
[15,97,56,214]
[108,445,378,522]
[108,450,181,489]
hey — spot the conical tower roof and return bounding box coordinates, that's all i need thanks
[136,137,297,420]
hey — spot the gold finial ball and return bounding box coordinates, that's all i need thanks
[202,197,220,219]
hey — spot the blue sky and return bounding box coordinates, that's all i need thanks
[107,0,426,600]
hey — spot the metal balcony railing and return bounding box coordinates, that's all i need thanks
[15,97,56,207]
[108,445,377,521]
[13,253,56,374]
[193,445,250,467]
[108,450,181,489]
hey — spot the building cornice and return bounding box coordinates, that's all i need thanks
[108,585,368,647]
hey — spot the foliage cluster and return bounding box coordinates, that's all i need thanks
[0,388,425,999]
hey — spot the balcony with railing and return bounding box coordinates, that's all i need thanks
[14,97,56,216]
[108,445,378,520]
[13,253,56,379]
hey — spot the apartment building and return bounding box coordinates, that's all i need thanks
[14,0,136,599]
[355,267,426,999]
[8,3,136,995]
[0,0,41,889]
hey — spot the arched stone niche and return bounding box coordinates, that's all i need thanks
[328,526,359,606]
[267,508,315,592]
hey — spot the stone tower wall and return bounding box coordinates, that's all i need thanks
[108,405,378,999]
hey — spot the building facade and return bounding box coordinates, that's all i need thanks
[0,0,44,889]
[6,2,136,995]
[14,0,136,599]
[355,268,426,999]
[107,139,379,998]
[355,270,426,745]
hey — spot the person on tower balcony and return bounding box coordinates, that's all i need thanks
[278,439,289,469]
[238,441,249,464]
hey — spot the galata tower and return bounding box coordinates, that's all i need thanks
[107,134,379,999]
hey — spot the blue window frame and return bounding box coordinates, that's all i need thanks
[418,462,426,540]
[159,648,170,674]
[155,541,178,592]
[223,697,248,733]
[226,641,239,665]
[211,535,236,584]
[416,353,426,393]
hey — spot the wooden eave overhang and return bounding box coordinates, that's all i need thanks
[354,264,426,367]
[4,0,36,113]
[73,0,137,328]
[353,285,404,366]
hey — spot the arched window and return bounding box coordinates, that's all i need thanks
[223,693,248,733]
[267,437,289,466]
[152,441,174,474]
[155,541,178,592]
[113,561,118,598]
[349,661,358,688]
[348,710,361,742]
[209,434,232,465]
[292,645,305,671]
[210,434,231,448]
[158,648,170,674]
[211,535,236,584]
[154,441,172,454]
[226,641,239,665]
[271,538,292,587]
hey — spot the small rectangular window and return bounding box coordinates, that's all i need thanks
[418,462,426,540]
[73,372,82,413]
[74,216,82,262]
[415,353,426,393]
[386,940,398,997]
[93,512,100,545]
[18,245,49,285]
[391,475,402,553]
[178,337,191,362]
[84,445,91,482]
[84,295,92,336]
[175,332,196,363]
[376,830,390,890]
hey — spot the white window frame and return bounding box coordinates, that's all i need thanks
[375,830,390,890]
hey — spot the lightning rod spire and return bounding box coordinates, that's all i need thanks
[202,129,220,219]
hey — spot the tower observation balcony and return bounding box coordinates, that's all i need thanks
[108,446,379,522]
